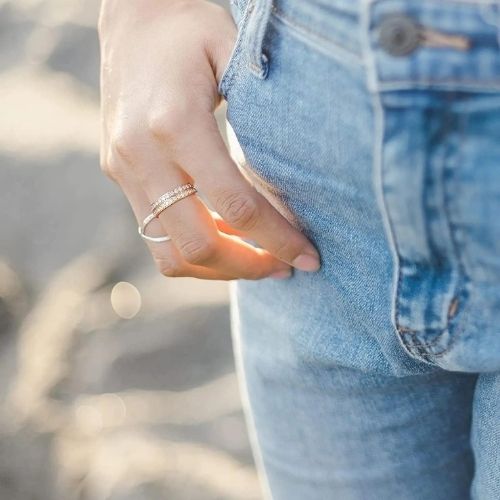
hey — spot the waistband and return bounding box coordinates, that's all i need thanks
[231,0,500,93]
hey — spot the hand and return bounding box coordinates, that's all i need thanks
[98,0,320,280]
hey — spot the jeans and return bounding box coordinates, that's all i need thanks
[219,0,500,498]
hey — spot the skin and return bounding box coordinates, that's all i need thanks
[98,0,321,281]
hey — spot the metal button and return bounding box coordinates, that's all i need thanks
[378,15,421,56]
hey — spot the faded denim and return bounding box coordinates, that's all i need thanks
[219,0,500,498]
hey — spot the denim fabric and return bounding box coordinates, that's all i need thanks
[220,0,500,498]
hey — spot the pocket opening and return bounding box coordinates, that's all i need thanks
[218,0,272,99]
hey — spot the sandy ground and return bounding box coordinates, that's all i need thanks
[0,1,261,499]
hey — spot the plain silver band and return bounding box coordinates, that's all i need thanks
[138,213,172,243]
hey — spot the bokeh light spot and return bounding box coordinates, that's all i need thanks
[110,281,141,319]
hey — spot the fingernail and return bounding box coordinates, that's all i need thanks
[269,269,292,280]
[292,254,320,272]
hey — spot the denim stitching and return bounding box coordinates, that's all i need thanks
[400,110,474,360]
[247,0,273,78]
[427,292,473,358]
[415,109,470,355]
[426,106,460,330]
[362,0,481,365]
[218,0,255,98]
[361,0,420,360]
[361,0,411,363]
[401,282,471,356]
[401,286,471,356]
[387,106,460,360]
[425,110,474,358]
[370,0,500,7]
[442,107,475,292]
[379,81,500,92]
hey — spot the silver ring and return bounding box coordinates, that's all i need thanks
[138,213,172,243]
[138,183,197,243]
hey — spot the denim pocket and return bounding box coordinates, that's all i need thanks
[218,0,272,100]
[218,1,252,99]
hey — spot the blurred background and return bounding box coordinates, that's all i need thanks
[0,0,261,499]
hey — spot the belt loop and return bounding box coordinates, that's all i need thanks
[479,1,500,46]
[247,0,273,79]
[360,0,379,93]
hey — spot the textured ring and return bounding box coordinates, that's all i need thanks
[151,187,197,218]
[150,183,195,212]
[138,184,198,243]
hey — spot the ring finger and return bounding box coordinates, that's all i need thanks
[118,164,291,280]
[141,166,292,279]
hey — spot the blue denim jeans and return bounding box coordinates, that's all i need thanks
[219,0,500,498]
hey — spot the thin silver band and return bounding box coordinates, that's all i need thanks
[138,214,171,242]
[138,184,197,243]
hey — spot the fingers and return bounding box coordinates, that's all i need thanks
[101,110,320,279]
[108,157,292,280]
[115,169,238,280]
[177,117,321,272]
[149,177,294,280]
[98,0,304,282]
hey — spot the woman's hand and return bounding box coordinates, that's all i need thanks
[98,0,320,280]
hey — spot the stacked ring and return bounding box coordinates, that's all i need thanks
[150,182,196,212]
[138,183,198,243]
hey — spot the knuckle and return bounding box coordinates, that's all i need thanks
[109,129,138,163]
[147,104,189,142]
[218,191,260,230]
[147,113,176,142]
[178,235,217,265]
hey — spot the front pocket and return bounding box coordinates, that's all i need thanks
[217,0,255,99]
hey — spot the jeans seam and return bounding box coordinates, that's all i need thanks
[362,0,421,362]
[400,290,471,357]
[379,81,500,92]
[247,0,273,79]
[398,278,473,357]
[218,0,256,98]
[424,109,473,358]
[228,281,274,500]
[369,0,500,6]
[362,0,413,364]
[393,111,456,358]
[379,104,473,362]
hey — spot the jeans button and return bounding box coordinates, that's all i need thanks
[378,15,421,56]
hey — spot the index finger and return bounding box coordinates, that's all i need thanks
[179,118,321,272]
